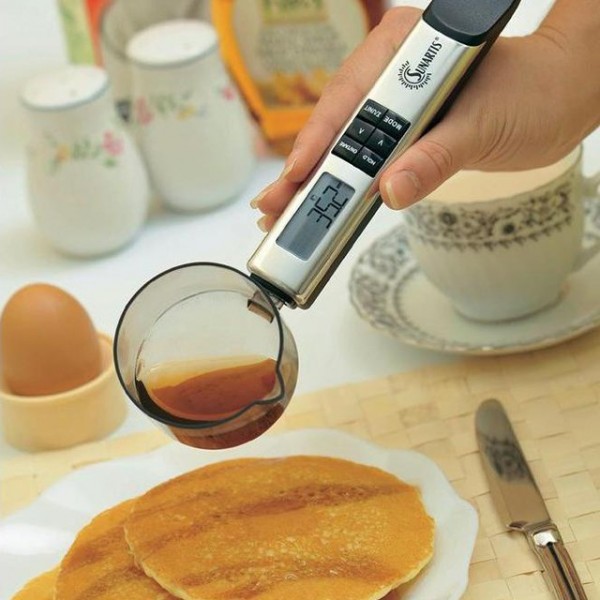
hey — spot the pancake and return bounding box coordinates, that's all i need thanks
[11,568,58,600]
[125,456,435,600]
[54,499,176,600]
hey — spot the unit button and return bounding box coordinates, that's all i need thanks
[332,135,362,162]
[380,110,410,139]
[365,129,396,158]
[346,118,374,143]
[358,100,387,125]
[354,147,384,177]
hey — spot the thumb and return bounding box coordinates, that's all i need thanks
[379,117,480,210]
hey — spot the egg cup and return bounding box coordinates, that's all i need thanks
[0,333,127,452]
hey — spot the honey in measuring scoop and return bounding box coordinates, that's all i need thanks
[136,356,278,422]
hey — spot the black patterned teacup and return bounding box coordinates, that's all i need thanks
[404,147,600,321]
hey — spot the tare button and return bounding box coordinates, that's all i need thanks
[332,135,362,162]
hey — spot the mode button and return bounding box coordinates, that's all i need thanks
[380,110,410,139]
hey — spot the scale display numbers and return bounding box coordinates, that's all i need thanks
[276,173,355,261]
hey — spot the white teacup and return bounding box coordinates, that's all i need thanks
[404,147,600,322]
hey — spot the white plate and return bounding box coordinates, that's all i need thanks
[0,429,477,600]
[349,198,600,355]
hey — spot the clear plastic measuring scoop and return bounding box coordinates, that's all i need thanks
[114,263,298,449]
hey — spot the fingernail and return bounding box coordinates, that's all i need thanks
[280,157,296,180]
[385,171,421,209]
[250,183,273,209]
[257,216,269,232]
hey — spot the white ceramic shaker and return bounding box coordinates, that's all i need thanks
[99,0,212,120]
[21,66,149,257]
[127,20,255,212]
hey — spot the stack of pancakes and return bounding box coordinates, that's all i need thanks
[12,456,435,600]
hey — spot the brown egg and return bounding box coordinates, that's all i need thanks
[0,284,103,396]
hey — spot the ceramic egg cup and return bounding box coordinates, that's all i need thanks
[0,333,127,452]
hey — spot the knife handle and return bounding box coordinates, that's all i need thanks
[527,526,588,600]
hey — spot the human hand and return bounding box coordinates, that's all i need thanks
[252,4,599,231]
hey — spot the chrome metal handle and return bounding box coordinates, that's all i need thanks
[527,527,588,600]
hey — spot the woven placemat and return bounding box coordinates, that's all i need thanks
[2,328,600,599]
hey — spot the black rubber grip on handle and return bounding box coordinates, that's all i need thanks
[423,0,521,47]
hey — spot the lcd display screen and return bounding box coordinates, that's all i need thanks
[276,173,355,261]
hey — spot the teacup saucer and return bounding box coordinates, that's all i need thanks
[349,198,600,355]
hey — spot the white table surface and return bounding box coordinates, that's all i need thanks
[1,0,599,461]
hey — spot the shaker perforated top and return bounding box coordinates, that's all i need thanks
[21,66,108,111]
[126,20,218,68]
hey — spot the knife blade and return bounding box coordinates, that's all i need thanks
[476,399,588,600]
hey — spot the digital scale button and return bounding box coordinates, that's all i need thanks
[346,118,375,143]
[353,147,384,177]
[332,135,362,162]
[365,129,396,158]
[380,110,410,139]
[358,100,387,125]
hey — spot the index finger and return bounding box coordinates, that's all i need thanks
[284,6,422,185]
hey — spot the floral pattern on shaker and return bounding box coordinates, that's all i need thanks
[135,97,154,125]
[220,84,237,101]
[134,90,207,124]
[134,84,237,126]
[45,130,124,173]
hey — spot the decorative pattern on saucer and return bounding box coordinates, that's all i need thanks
[349,197,600,355]
[404,177,575,251]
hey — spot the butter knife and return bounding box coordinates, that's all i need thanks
[475,399,588,600]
